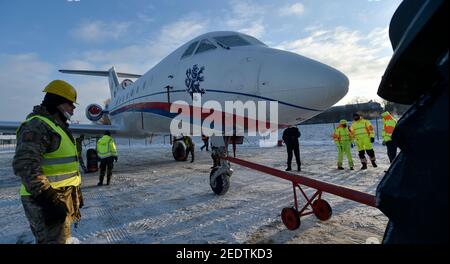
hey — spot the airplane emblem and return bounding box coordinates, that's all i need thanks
[185,64,205,97]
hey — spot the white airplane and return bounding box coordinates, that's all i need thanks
[0,31,348,193]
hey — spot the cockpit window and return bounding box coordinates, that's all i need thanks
[181,41,199,59]
[242,35,267,46]
[213,35,251,47]
[195,39,217,54]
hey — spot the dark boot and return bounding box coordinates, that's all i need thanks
[360,163,368,170]
[285,167,292,171]
[371,160,378,167]
[98,174,104,186]
[337,166,344,170]
[297,166,301,172]
[350,167,354,170]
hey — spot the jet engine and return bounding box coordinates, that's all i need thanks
[85,103,103,122]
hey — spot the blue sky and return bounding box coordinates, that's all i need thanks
[0,0,402,122]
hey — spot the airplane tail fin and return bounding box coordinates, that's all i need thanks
[59,67,141,98]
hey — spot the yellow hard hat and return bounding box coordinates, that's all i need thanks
[339,119,347,125]
[43,80,78,104]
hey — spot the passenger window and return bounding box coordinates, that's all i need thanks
[195,39,217,54]
[181,41,199,59]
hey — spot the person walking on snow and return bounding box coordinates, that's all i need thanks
[200,134,209,151]
[282,125,301,171]
[350,113,377,170]
[381,111,398,163]
[333,119,354,170]
[96,131,118,186]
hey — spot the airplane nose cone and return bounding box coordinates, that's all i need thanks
[309,63,349,109]
[259,50,349,110]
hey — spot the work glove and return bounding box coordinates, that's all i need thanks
[370,137,375,143]
[114,156,118,162]
[382,141,386,146]
[35,187,68,226]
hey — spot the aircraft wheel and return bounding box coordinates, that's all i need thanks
[312,199,332,221]
[172,141,187,161]
[281,207,300,230]
[209,168,230,195]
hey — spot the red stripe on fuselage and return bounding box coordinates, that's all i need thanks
[110,101,289,131]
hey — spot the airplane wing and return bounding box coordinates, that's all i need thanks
[0,121,21,134]
[68,123,122,137]
[0,121,121,137]
[59,69,141,78]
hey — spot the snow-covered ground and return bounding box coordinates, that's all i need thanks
[0,122,389,244]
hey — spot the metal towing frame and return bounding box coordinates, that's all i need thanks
[222,156,377,230]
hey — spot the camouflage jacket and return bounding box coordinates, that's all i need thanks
[12,105,83,220]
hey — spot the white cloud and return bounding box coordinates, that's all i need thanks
[0,54,54,121]
[226,0,267,37]
[68,17,206,76]
[158,19,206,52]
[61,59,96,70]
[229,0,267,19]
[71,21,132,43]
[276,26,392,104]
[239,20,265,38]
[0,53,112,123]
[56,17,208,122]
[278,3,305,16]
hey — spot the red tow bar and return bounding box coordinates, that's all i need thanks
[223,156,377,230]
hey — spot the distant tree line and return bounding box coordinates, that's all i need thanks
[302,100,411,124]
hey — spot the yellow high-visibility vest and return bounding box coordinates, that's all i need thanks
[18,115,81,196]
[96,135,117,158]
[333,126,352,144]
[351,119,375,140]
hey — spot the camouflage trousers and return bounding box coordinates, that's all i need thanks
[21,196,70,243]
[21,186,82,244]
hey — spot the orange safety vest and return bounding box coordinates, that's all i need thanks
[382,113,397,142]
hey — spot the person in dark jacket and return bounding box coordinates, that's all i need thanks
[75,134,87,173]
[376,0,448,243]
[282,125,301,171]
[200,134,209,151]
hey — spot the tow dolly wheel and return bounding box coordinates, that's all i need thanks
[281,207,300,230]
[210,168,230,196]
[172,141,187,161]
[312,199,332,221]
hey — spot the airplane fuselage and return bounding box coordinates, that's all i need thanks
[95,31,349,137]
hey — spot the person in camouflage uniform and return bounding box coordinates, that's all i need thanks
[12,80,83,244]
